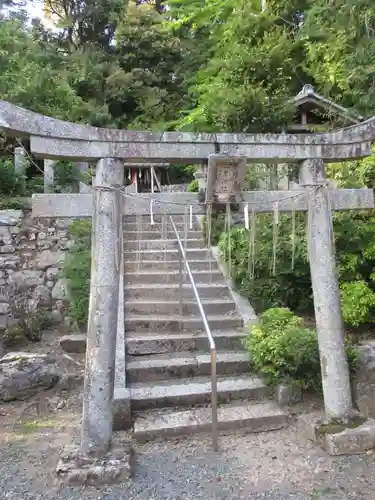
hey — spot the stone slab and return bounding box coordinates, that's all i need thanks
[127,350,250,383]
[125,269,222,284]
[129,374,270,410]
[133,401,288,442]
[276,382,303,406]
[56,444,134,486]
[124,249,211,262]
[320,419,375,456]
[124,315,243,333]
[124,283,231,300]
[124,299,234,315]
[59,334,87,353]
[125,331,245,355]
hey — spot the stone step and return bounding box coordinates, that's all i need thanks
[125,270,224,285]
[125,299,235,315]
[124,239,205,251]
[126,331,246,355]
[124,315,243,333]
[124,283,232,300]
[125,259,218,272]
[124,230,202,240]
[133,401,289,442]
[127,350,250,383]
[129,374,270,411]
[124,248,212,262]
[123,223,198,232]
[124,215,193,223]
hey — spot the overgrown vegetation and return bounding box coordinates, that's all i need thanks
[217,209,375,327]
[244,308,358,391]
[62,220,91,329]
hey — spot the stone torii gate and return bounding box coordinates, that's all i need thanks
[1,100,375,478]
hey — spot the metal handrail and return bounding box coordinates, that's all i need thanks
[169,216,218,452]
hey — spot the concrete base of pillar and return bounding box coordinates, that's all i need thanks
[301,414,375,455]
[113,387,132,431]
[56,443,134,485]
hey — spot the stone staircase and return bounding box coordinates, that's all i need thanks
[123,214,288,442]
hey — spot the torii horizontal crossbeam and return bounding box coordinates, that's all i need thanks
[1,100,375,163]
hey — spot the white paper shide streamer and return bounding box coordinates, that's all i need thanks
[244,203,249,230]
[189,205,193,229]
[150,199,155,225]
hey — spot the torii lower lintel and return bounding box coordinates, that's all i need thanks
[31,188,374,218]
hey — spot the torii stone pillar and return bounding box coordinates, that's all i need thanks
[44,159,56,193]
[300,159,353,421]
[14,146,27,175]
[80,157,124,456]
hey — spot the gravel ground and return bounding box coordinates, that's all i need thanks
[1,332,374,500]
[1,406,375,500]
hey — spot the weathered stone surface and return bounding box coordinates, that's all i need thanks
[46,267,59,280]
[35,249,65,270]
[0,303,10,315]
[56,444,134,486]
[0,210,23,226]
[320,419,375,456]
[52,279,66,300]
[9,270,44,289]
[31,188,374,219]
[0,352,60,401]
[276,382,302,406]
[59,334,86,353]
[33,285,51,303]
[353,341,375,418]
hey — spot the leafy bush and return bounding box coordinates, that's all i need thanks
[54,161,82,192]
[244,308,358,391]
[217,211,375,325]
[3,311,53,346]
[0,158,27,196]
[340,281,375,326]
[62,220,91,328]
[202,213,226,246]
[219,214,312,313]
[187,178,199,192]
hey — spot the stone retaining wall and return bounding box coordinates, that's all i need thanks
[0,209,75,331]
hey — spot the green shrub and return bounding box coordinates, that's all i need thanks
[244,307,357,391]
[187,178,199,192]
[54,161,82,192]
[3,311,53,346]
[62,220,91,328]
[0,158,27,196]
[216,211,375,325]
[340,281,375,326]
[202,213,226,246]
